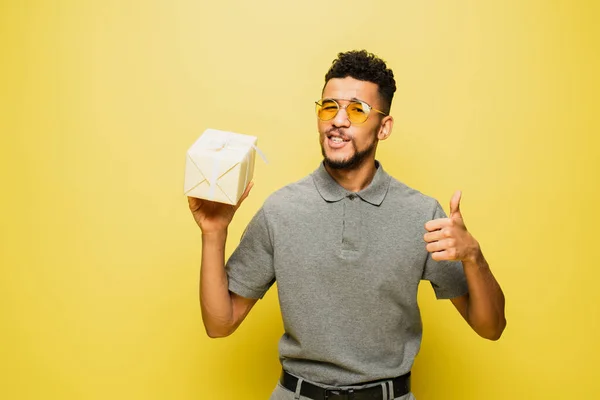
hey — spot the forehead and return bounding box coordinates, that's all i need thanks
[322,77,380,105]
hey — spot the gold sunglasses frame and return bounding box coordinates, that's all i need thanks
[315,98,387,124]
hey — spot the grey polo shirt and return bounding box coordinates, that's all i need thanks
[225,161,468,386]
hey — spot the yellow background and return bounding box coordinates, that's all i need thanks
[1,1,598,399]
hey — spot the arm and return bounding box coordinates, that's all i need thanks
[450,252,506,340]
[200,230,258,338]
[424,191,506,340]
[188,183,257,338]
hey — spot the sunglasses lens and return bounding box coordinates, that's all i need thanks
[317,99,339,121]
[347,101,369,124]
[316,99,372,123]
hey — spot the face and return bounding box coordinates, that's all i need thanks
[318,77,391,171]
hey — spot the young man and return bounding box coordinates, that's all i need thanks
[188,50,506,400]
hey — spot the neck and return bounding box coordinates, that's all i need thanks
[324,159,378,192]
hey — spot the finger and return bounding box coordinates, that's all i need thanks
[425,218,451,232]
[187,196,203,211]
[235,181,254,208]
[426,238,456,253]
[423,229,449,243]
[450,190,462,218]
[431,250,456,261]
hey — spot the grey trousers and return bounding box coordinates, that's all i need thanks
[269,381,416,400]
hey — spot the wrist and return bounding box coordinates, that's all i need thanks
[463,243,485,267]
[202,229,228,241]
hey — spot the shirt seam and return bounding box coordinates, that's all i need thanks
[260,206,275,249]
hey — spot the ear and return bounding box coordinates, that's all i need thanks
[377,115,394,141]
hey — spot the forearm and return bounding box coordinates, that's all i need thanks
[462,251,506,340]
[200,230,235,338]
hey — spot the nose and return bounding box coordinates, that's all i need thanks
[332,106,351,128]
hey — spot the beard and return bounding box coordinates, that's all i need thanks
[321,136,377,170]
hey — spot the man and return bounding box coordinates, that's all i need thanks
[188,50,506,400]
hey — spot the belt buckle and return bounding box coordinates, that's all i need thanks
[324,388,354,400]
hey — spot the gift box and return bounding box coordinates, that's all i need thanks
[184,129,260,205]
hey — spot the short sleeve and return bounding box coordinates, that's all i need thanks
[225,207,275,299]
[421,201,469,299]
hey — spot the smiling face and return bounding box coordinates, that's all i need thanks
[318,77,391,171]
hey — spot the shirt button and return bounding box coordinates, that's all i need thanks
[348,194,356,200]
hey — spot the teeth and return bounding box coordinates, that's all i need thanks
[331,137,343,143]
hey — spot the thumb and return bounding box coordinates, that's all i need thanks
[450,190,462,219]
[188,196,203,212]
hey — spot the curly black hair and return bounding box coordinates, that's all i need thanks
[324,50,396,114]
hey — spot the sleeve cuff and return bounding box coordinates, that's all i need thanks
[227,274,269,299]
[432,282,469,300]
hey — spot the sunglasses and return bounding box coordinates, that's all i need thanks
[315,98,387,125]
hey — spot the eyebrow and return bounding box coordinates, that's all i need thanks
[323,97,365,103]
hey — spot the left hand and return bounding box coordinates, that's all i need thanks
[424,190,481,263]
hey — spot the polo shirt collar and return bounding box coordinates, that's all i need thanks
[312,160,391,206]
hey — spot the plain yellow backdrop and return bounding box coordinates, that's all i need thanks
[1,1,598,399]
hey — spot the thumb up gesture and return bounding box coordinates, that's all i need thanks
[424,191,481,263]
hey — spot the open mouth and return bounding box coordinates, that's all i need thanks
[327,135,351,149]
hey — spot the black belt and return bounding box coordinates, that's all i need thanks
[280,370,411,400]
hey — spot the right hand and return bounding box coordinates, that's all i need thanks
[187,182,254,234]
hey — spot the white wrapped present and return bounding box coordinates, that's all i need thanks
[184,129,263,205]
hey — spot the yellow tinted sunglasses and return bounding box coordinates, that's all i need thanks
[315,98,387,124]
